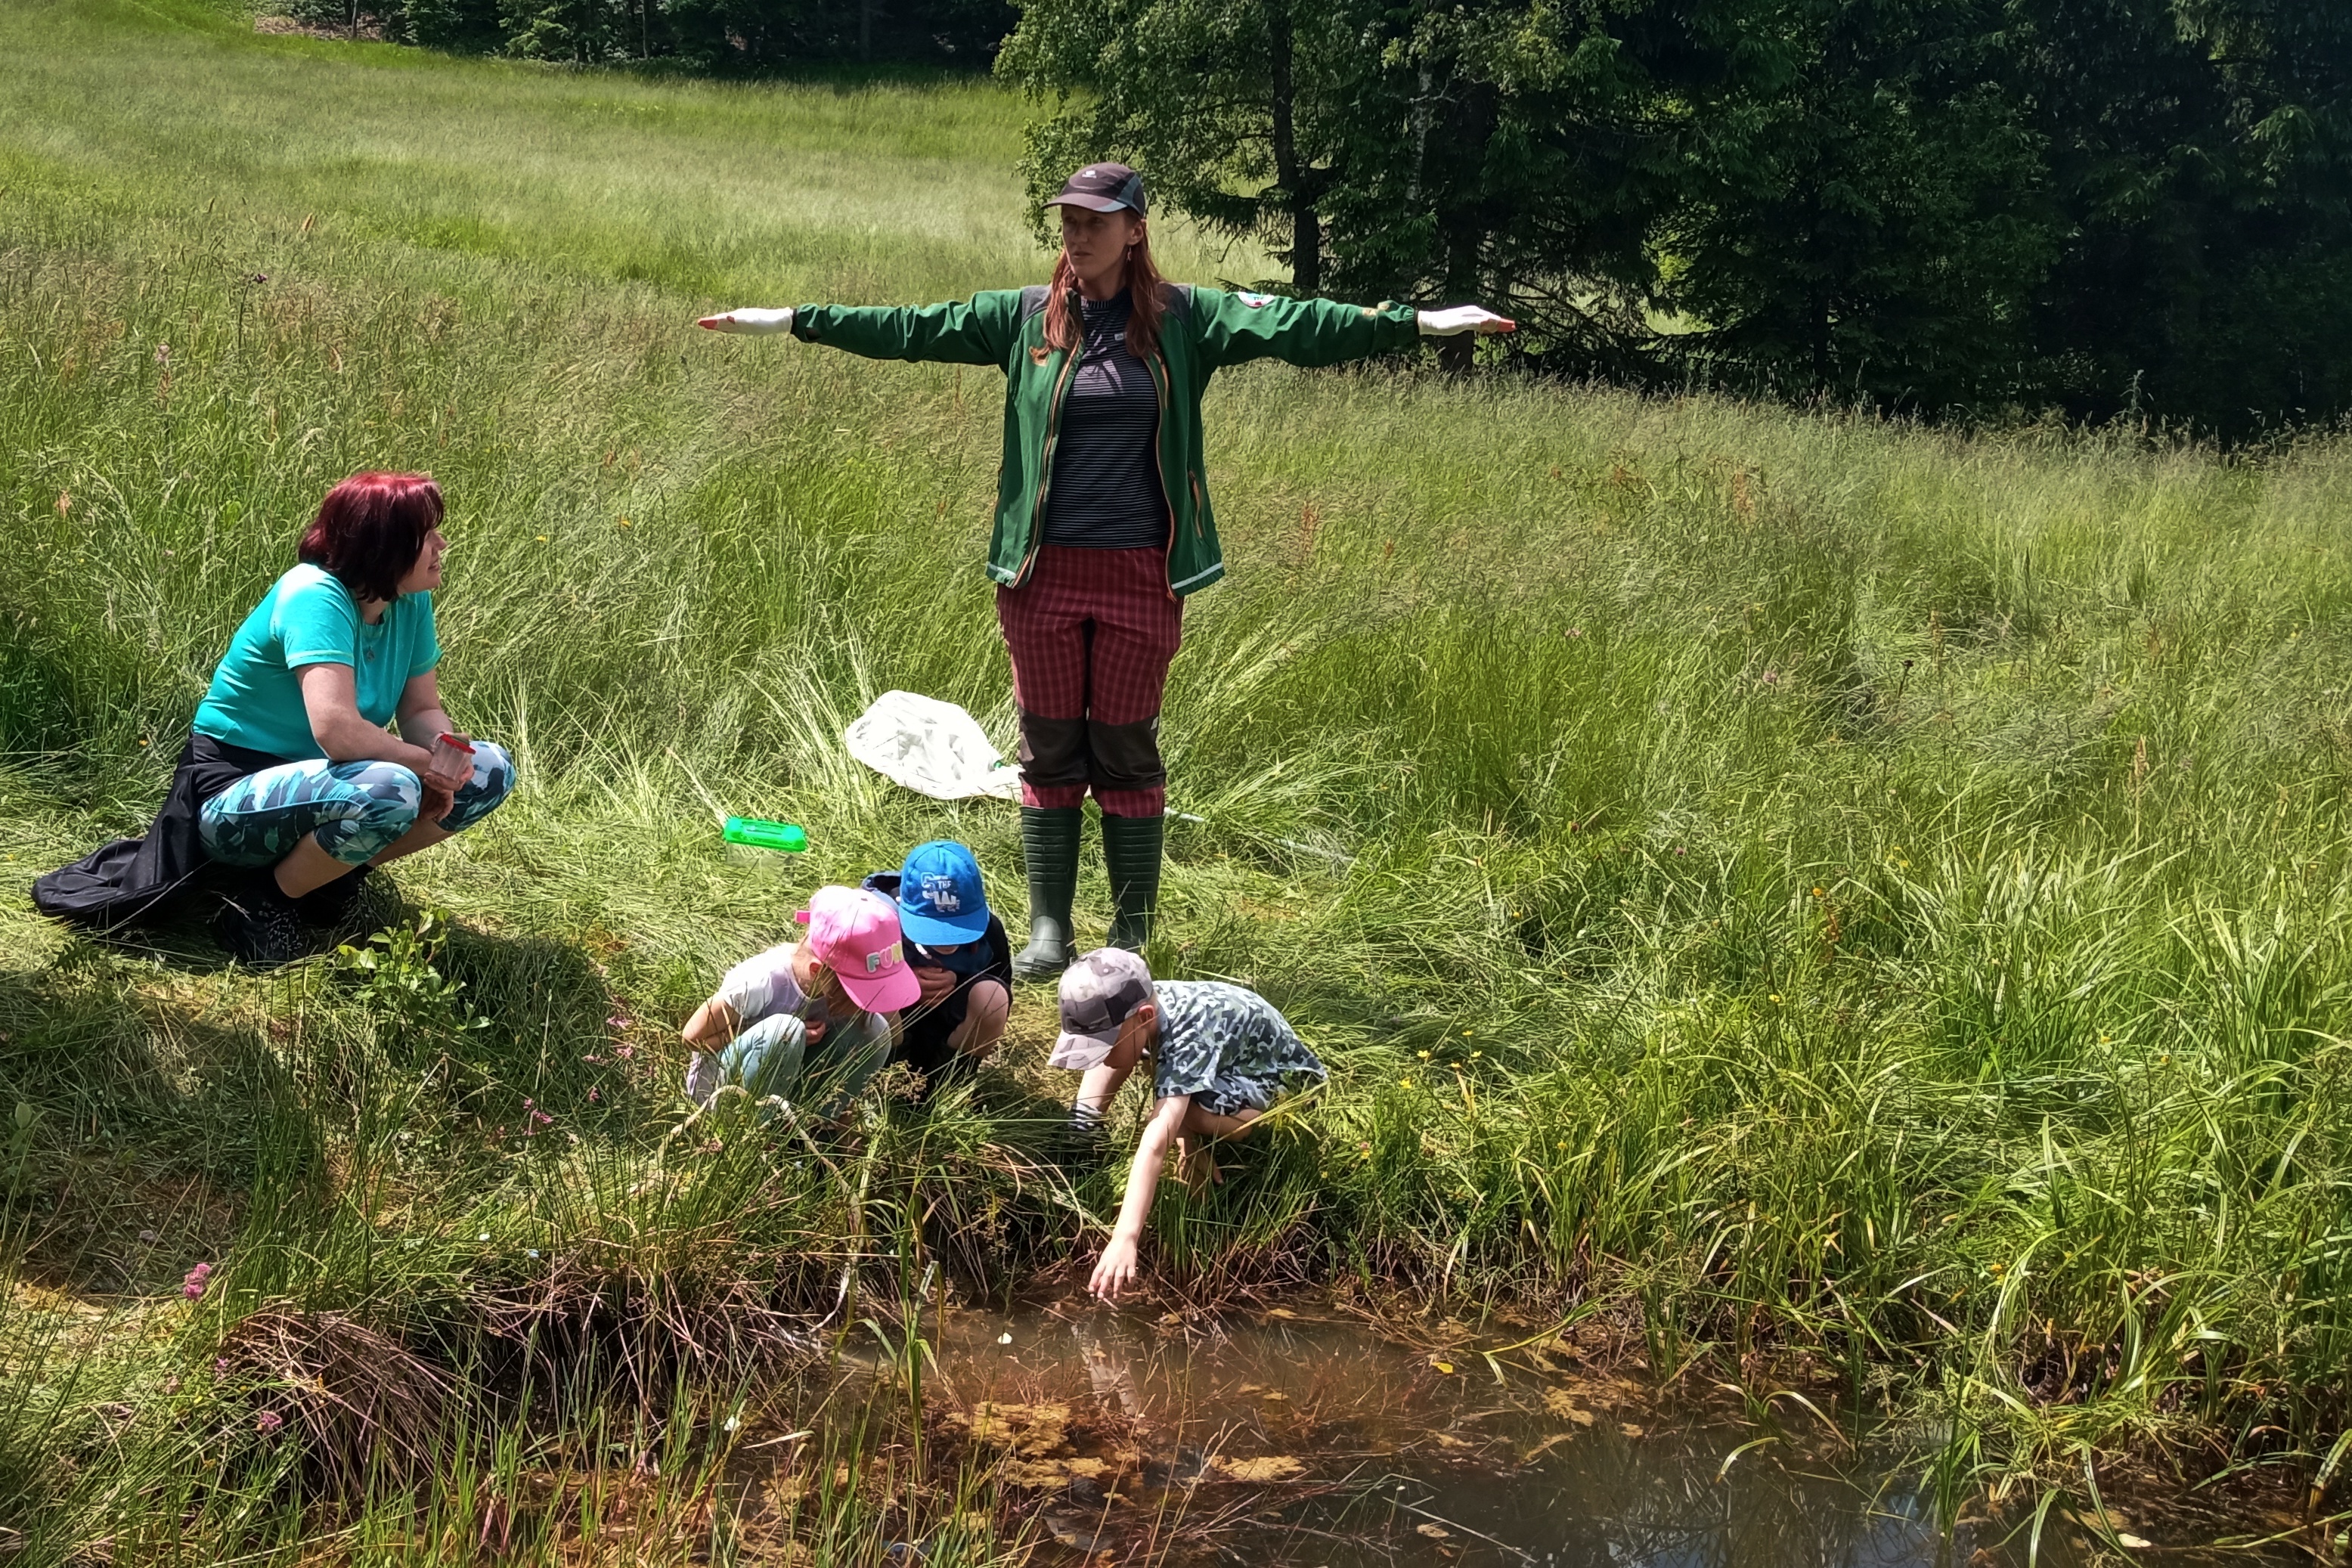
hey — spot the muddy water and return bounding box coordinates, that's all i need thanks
[862,1303,2283,1568]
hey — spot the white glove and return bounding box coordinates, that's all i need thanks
[699,307,797,335]
[1417,305,1516,337]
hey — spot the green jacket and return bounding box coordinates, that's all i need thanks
[792,285,1421,597]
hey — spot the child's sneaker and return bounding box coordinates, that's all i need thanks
[684,1051,722,1108]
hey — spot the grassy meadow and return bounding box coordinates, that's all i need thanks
[8,0,2352,1558]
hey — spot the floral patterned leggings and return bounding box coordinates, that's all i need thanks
[197,742,515,869]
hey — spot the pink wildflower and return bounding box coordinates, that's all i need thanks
[607,1015,632,1029]
[182,1262,212,1300]
[617,1046,634,1059]
[256,1410,283,1435]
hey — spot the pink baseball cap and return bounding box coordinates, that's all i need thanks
[794,886,921,1013]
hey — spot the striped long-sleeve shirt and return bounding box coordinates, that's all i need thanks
[1041,292,1170,551]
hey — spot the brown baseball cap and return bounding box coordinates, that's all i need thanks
[1046,163,1148,218]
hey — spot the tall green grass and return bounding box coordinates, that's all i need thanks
[7,0,2352,1554]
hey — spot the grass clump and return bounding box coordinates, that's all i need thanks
[6,0,2352,1555]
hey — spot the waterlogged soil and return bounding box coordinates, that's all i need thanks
[803,1303,2300,1568]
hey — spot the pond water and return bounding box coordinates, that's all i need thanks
[813,1301,2297,1568]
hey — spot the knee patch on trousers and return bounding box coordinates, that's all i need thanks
[1015,711,1090,789]
[1086,717,1166,793]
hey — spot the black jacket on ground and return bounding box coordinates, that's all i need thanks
[33,734,284,930]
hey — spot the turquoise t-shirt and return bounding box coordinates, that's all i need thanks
[191,564,442,761]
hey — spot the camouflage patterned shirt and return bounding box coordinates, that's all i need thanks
[1149,981,1326,1118]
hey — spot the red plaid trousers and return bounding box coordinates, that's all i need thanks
[995,545,1183,815]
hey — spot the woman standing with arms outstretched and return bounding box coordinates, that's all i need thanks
[702,163,1511,979]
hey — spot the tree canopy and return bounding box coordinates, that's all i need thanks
[999,0,2352,434]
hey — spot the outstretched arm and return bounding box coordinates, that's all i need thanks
[1192,289,1514,370]
[1416,305,1517,339]
[701,308,798,335]
[1089,1093,1190,1300]
[698,293,1023,365]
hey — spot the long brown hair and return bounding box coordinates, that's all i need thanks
[1043,222,1170,363]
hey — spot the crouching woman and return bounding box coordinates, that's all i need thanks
[34,472,515,964]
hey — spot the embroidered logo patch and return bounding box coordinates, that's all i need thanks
[866,941,903,975]
[918,875,962,913]
[1235,291,1276,309]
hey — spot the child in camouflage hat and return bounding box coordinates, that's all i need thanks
[1048,948,1326,1300]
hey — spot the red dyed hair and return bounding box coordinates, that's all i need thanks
[298,472,443,604]
[1043,219,1170,363]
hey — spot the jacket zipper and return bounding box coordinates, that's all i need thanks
[1017,321,1082,589]
[1149,347,1179,600]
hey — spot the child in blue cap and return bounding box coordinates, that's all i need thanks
[863,840,1012,1095]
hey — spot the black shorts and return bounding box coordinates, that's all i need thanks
[894,978,979,1075]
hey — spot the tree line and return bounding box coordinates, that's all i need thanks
[305,0,2347,435]
[295,0,1012,69]
[1002,0,2352,435]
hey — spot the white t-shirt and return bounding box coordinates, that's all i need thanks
[714,940,894,1055]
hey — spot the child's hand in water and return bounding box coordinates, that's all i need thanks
[1089,1232,1140,1301]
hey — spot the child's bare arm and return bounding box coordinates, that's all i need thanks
[1089,1094,1190,1300]
[681,999,742,1050]
[1181,1104,1260,1140]
[1074,1059,1137,1121]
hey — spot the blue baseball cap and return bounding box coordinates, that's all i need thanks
[894,840,990,946]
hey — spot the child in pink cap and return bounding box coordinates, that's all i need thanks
[681,885,920,1117]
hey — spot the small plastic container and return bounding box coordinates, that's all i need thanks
[429,731,476,786]
[724,817,808,854]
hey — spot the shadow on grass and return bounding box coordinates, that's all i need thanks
[0,956,309,1299]
[0,890,645,1302]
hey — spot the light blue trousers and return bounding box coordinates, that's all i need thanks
[198,742,515,868]
[688,1012,890,1119]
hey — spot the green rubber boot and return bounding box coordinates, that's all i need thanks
[1013,806,1083,981]
[1101,811,1164,953]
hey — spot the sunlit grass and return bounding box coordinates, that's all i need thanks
[5,0,2352,1556]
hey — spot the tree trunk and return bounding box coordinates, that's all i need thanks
[1435,82,1498,373]
[1267,2,1321,295]
[860,0,872,60]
